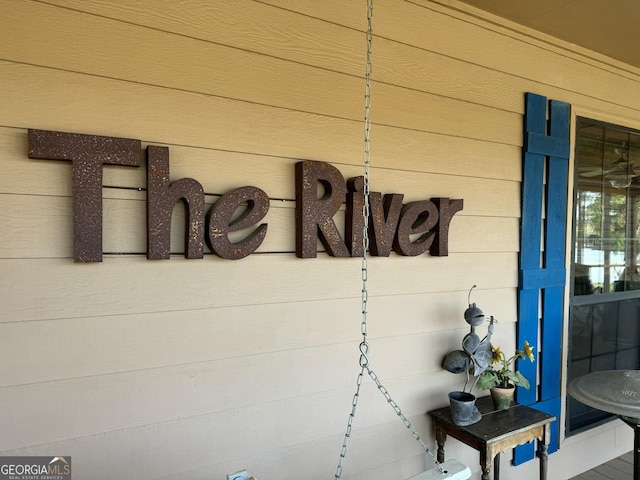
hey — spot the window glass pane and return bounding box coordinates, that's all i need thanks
[573,123,640,295]
[617,348,639,369]
[570,304,596,360]
[568,118,640,435]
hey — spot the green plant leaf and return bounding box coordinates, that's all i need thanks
[514,371,530,389]
[476,371,498,390]
[504,370,519,384]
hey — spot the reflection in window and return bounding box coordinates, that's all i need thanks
[574,123,640,294]
[568,118,640,434]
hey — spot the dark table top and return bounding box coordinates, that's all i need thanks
[428,396,555,443]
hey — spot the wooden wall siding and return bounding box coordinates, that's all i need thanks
[1,1,639,479]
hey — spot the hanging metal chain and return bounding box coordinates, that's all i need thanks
[334,1,442,477]
[333,4,373,475]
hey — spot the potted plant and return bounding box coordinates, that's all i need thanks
[476,341,535,410]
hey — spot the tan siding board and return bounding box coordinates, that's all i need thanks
[1,367,484,463]
[0,60,520,152]
[39,0,640,119]
[0,194,75,257]
[152,441,451,480]
[1,2,366,121]
[260,0,640,107]
[0,252,517,323]
[36,0,366,79]
[0,62,361,158]
[1,376,460,479]
[0,288,517,387]
[0,406,486,480]
[1,329,481,450]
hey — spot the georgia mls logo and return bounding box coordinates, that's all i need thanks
[0,456,71,480]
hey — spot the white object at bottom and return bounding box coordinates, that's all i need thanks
[406,459,471,480]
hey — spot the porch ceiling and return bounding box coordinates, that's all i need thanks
[457,0,640,69]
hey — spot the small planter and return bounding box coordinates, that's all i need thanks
[490,385,515,410]
[448,391,481,426]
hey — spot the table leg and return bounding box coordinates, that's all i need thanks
[538,424,550,480]
[435,423,446,464]
[480,449,493,480]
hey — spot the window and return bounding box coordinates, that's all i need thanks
[568,118,640,434]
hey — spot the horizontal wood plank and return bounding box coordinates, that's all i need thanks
[1,331,484,449]
[0,252,517,322]
[261,0,640,111]
[0,370,484,479]
[36,0,640,122]
[0,60,519,154]
[0,288,517,386]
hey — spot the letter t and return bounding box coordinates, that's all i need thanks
[27,129,141,262]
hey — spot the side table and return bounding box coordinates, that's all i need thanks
[428,396,555,480]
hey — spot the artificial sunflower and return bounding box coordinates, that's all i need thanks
[476,341,536,390]
[490,345,503,365]
[523,340,535,362]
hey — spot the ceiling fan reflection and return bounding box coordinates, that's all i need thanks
[579,145,637,188]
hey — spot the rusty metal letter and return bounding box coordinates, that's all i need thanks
[369,192,404,257]
[206,186,269,259]
[347,176,403,257]
[346,176,365,257]
[27,129,141,262]
[430,197,463,256]
[346,176,403,257]
[295,160,349,258]
[394,200,439,256]
[147,146,205,260]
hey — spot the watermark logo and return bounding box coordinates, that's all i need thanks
[0,456,71,480]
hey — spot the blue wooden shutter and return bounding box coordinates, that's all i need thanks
[514,93,570,464]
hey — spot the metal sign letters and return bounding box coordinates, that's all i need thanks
[28,129,463,262]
